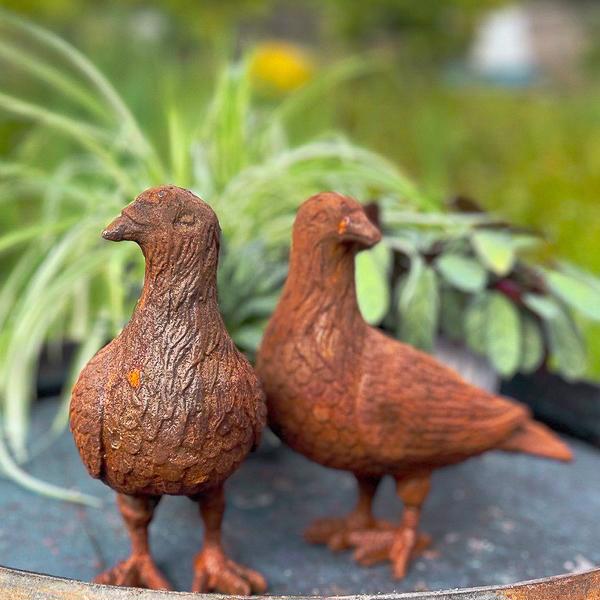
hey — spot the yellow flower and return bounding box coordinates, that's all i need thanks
[250,41,314,93]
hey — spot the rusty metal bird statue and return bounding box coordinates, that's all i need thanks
[256,192,572,580]
[70,185,267,594]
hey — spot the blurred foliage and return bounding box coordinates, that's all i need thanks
[354,207,600,381]
[329,73,600,377]
[0,12,429,501]
[322,0,509,61]
[1,2,600,502]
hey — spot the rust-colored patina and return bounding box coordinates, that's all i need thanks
[256,192,573,581]
[1,564,599,600]
[70,185,267,594]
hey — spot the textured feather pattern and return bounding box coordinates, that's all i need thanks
[70,187,266,497]
[257,193,568,481]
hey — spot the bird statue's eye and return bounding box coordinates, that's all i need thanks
[314,210,328,224]
[174,212,196,227]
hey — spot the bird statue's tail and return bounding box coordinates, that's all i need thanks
[499,419,573,462]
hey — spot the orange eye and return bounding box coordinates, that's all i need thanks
[338,216,350,234]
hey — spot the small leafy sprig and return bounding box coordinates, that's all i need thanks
[356,201,600,381]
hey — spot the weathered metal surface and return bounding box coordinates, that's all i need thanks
[2,401,599,594]
[69,185,267,593]
[0,565,598,600]
[257,192,572,581]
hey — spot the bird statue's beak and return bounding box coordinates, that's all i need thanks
[338,211,382,249]
[102,212,139,242]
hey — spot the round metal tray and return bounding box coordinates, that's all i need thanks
[0,399,598,597]
[1,566,599,599]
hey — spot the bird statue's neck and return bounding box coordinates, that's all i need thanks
[134,244,220,324]
[279,235,365,330]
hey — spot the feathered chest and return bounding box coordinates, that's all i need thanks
[259,299,362,403]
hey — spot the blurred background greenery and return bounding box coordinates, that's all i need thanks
[0,0,599,499]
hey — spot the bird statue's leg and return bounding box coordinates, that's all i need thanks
[191,485,267,595]
[347,473,432,579]
[304,475,392,551]
[389,474,432,578]
[95,494,171,590]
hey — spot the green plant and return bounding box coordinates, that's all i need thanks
[0,12,432,502]
[355,201,600,381]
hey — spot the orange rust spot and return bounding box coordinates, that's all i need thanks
[127,369,141,388]
[337,216,350,235]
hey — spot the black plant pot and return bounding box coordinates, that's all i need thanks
[501,371,600,448]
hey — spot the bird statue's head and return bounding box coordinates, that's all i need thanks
[294,192,381,252]
[103,184,219,255]
[103,186,221,292]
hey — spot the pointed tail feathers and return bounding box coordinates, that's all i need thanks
[499,420,573,462]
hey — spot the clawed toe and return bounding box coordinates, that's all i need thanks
[305,515,392,551]
[192,548,266,595]
[304,517,349,545]
[348,529,395,566]
[346,528,432,578]
[94,555,171,590]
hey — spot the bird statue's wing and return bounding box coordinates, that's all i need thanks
[69,346,110,479]
[356,328,530,467]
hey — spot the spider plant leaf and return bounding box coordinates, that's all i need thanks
[230,295,279,324]
[0,91,112,144]
[233,324,265,353]
[471,230,515,276]
[0,39,108,121]
[0,92,139,192]
[0,218,77,254]
[356,242,391,325]
[435,253,487,293]
[167,105,192,187]
[0,8,151,158]
[484,291,521,377]
[0,433,100,507]
[202,61,251,191]
[51,317,109,436]
[558,261,600,293]
[3,246,112,459]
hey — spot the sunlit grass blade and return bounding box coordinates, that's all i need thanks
[0,91,112,143]
[51,316,108,436]
[0,9,149,154]
[3,234,111,459]
[0,39,108,121]
[0,432,101,506]
[0,218,78,254]
[202,61,252,190]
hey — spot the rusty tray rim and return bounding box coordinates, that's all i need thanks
[0,565,598,599]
